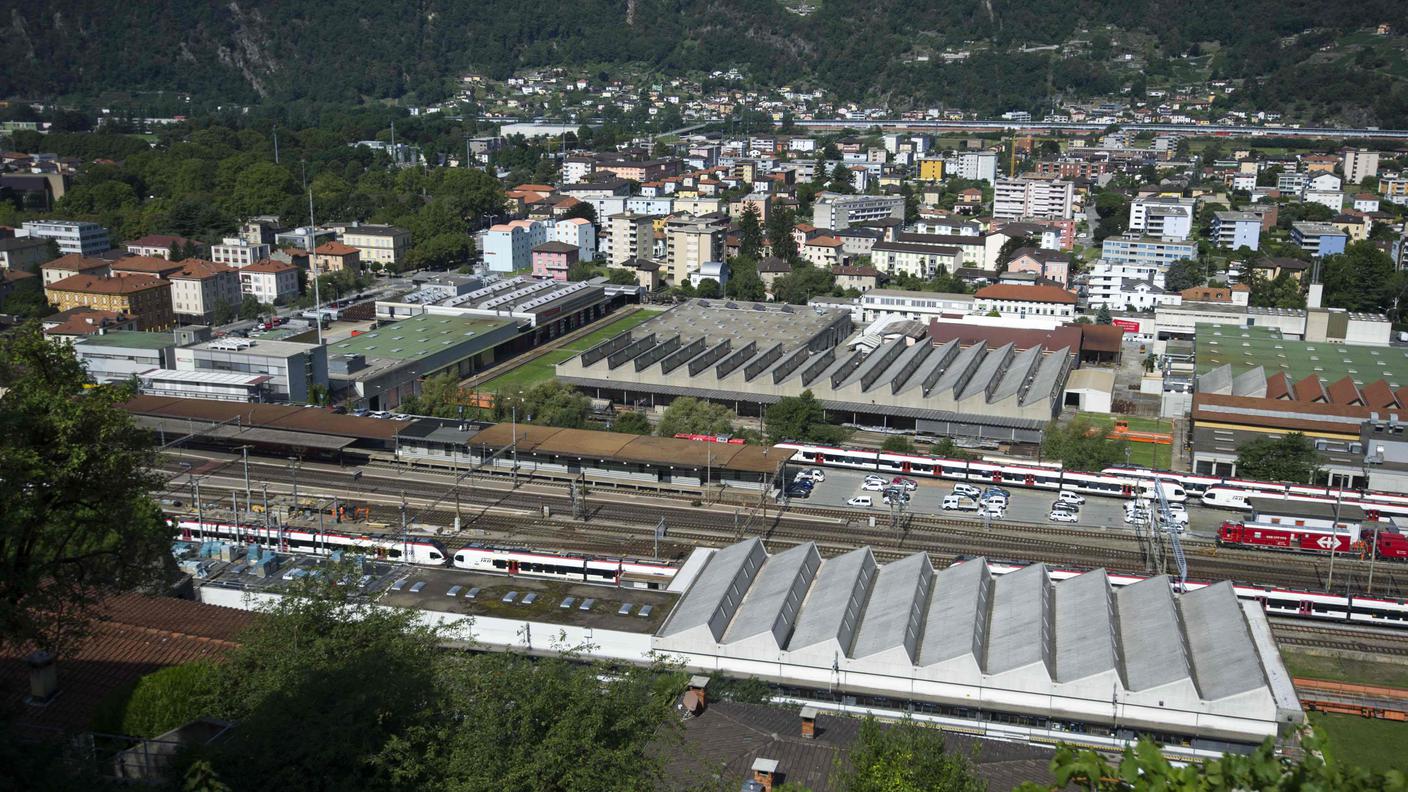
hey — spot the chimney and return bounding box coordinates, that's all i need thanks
[751,758,779,792]
[687,675,710,707]
[26,650,58,704]
[800,705,818,739]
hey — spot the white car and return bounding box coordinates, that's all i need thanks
[864,474,887,485]
[847,496,873,508]
[979,502,1005,519]
[806,468,826,482]
[1124,509,1150,524]
[1056,490,1085,505]
[1048,510,1079,523]
[952,483,982,499]
[861,480,885,492]
[981,494,1008,509]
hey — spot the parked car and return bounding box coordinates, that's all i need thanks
[803,468,826,482]
[1056,490,1085,505]
[982,486,1011,500]
[861,480,885,492]
[1048,509,1079,523]
[979,502,1006,519]
[784,485,812,500]
[864,474,888,486]
[1124,508,1150,524]
[952,483,982,499]
[891,477,918,491]
[942,494,979,511]
[847,496,873,508]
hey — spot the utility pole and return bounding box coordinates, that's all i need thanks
[288,456,301,508]
[400,490,409,561]
[1327,483,1344,593]
[193,474,204,541]
[241,445,252,511]
[273,125,280,164]
[653,518,665,560]
[511,406,519,488]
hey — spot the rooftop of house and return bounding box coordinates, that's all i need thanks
[314,242,360,256]
[46,273,167,295]
[974,284,1077,304]
[326,313,514,362]
[1196,326,1408,386]
[74,330,177,350]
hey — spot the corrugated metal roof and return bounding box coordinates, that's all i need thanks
[1180,582,1266,700]
[1115,576,1189,692]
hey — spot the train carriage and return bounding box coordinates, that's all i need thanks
[175,518,448,565]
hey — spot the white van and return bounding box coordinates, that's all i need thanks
[942,494,979,511]
[952,484,982,499]
[847,495,873,508]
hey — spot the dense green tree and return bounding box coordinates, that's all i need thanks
[836,719,984,792]
[1041,416,1128,471]
[1016,734,1402,792]
[1321,242,1398,313]
[695,277,721,299]
[398,372,476,418]
[1093,191,1129,241]
[724,256,767,301]
[493,380,591,428]
[1246,269,1305,309]
[237,294,263,321]
[1095,305,1112,324]
[738,203,764,260]
[771,263,835,305]
[656,397,735,438]
[766,205,799,262]
[996,235,1036,272]
[0,325,171,654]
[212,299,235,326]
[610,411,652,434]
[92,661,220,738]
[1236,432,1324,483]
[562,201,597,223]
[766,390,846,444]
[1163,260,1205,292]
[881,435,914,453]
[0,277,52,319]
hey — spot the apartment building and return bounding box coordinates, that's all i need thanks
[856,288,974,323]
[170,260,242,323]
[549,217,597,262]
[1290,222,1348,257]
[945,150,998,184]
[22,220,110,256]
[665,219,723,283]
[239,259,300,304]
[210,237,272,268]
[869,242,962,279]
[973,284,1076,320]
[1128,197,1194,241]
[0,237,54,272]
[339,224,411,268]
[811,193,906,230]
[124,234,204,259]
[40,253,111,286]
[607,213,656,266]
[44,274,174,330]
[1085,261,1178,311]
[992,179,1073,220]
[1100,235,1197,267]
[1342,148,1379,185]
[531,241,579,282]
[1210,211,1263,251]
[312,242,361,274]
[173,337,328,403]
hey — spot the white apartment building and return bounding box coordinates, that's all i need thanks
[21,220,110,256]
[946,150,998,184]
[1210,211,1262,251]
[973,284,1076,320]
[170,261,242,323]
[1100,235,1197,267]
[992,179,1073,220]
[607,213,655,266]
[340,224,411,268]
[549,217,597,262]
[1343,148,1379,185]
[1085,261,1179,312]
[173,337,328,403]
[562,156,595,183]
[1128,197,1194,241]
[1277,172,1307,194]
[811,192,906,230]
[869,241,963,279]
[482,220,546,272]
[239,259,300,304]
[856,288,973,323]
[1302,189,1344,213]
[210,237,272,268]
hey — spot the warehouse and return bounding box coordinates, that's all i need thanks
[555,299,1075,443]
[654,539,1302,750]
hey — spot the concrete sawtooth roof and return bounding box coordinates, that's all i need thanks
[898,340,959,397]
[983,563,1053,676]
[721,542,822,647]
[958,343,1015,402]
[1231,365,1268,398]
[1198,363,1234,395]
[850,552,934,662]
[1021,347,1073,408]
[787,547,878,654]
[659,538,767,641]
[929,342,987,398]
[992,345,1043,402]
[1052,570,1119,683]
[1180,581,1267,700]
[917,558,992,668]
[1115,576,1191,691]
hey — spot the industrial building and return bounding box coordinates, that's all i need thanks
[556,299,1076,442]
[325,313,518,411]
[654,539,1302,749]
[375,275,621,345]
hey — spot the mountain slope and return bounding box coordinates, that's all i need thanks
[4,0,1407,123]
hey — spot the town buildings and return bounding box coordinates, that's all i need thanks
[169,260,242,324]
[44,274,175,330]
[1210,211,1262,251]
[0,236,53,272]
[210,237,272,268]
[239,259,300,304]
[1100,235,1198,267]
[339,224,411,268]
[811,193,906,230]
[992,179,1074,220]
[22,220,110,256]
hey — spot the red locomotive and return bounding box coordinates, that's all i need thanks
[1218,520,1408,560]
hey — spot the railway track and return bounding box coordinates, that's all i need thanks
[156,452,1408,599]
[1271,623,1408,658]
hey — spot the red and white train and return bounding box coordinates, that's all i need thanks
[450,546,677,589]
[174,518,450,565]
[172,518,679,587]
[1108,466,1408,521]
[777,443,1189,501]
[1217,520,1408,560]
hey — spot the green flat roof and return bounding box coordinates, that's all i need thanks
[1196,325,1408,386]
[74,331,174,350]
[327,314,513,361]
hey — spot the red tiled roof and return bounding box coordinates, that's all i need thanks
[1294,374,1328,403]
[41,253,110,273]
[1265,371,1294,400]
[242,259,297,274]
[1361,380,1398,410]
[111,255,183,275]
[973,284,1076,304]
[172,260,233,281]
[314,242,359,256]
[1327,376,1363,406]
[0,593,254,734]
[928,320,1083,351]
[46,273,167,295]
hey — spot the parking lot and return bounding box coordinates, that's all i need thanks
[784,468,1225,540]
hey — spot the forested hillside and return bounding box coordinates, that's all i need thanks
[4,0,1408,123]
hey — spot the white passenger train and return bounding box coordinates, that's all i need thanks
[173,518,449,565]
[451,546,677,589]
[777,443,1188,502]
